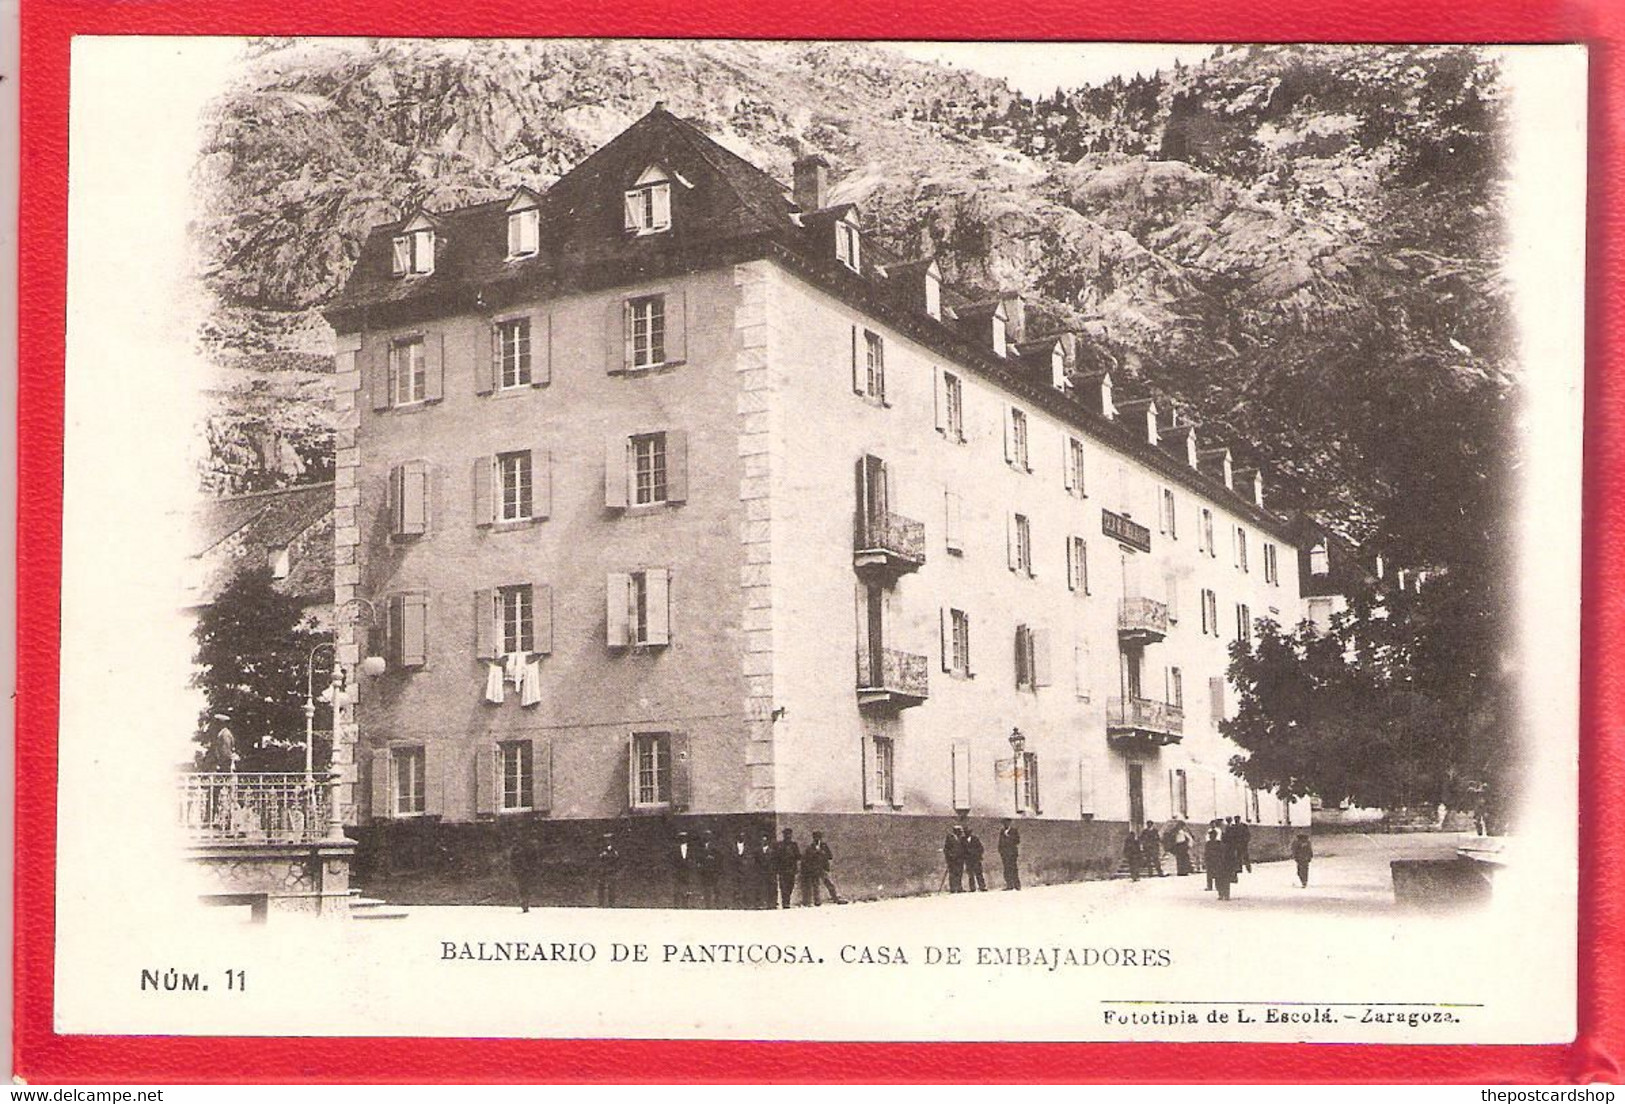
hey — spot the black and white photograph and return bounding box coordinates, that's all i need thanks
[51,37,1583,1042]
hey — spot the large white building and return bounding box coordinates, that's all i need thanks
[323,106,1310,905]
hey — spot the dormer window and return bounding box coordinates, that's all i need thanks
[625,166,673,235]
[924,265,942,320]
[268,546,290,580]
[507,196,540,259]
[991,313,1008,357]
[1101,374,1116,420]
[836,220,861,273]
[1309,542,1330,577]
[1050,345,1066,390]
[391,215,436,277]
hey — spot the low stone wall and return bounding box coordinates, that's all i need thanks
[187,840,356,917]
[349,814,1297,908]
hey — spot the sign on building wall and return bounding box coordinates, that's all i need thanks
[1102,508,1151,553]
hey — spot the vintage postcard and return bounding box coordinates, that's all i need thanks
[44,36,1583,1047]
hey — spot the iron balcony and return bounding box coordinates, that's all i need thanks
[1118,596,1170,644]
[854,510,926,579]
[857,646,929,711]
[1106,696,1185,749]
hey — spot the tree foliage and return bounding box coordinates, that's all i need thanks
[191,566,330,772]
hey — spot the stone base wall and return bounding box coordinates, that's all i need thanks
[187,841,356,917]
[349,814,1296,908]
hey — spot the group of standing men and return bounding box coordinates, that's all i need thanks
[943,820,1024,892]
[666,826,846,909]
[1120,817,1254,898]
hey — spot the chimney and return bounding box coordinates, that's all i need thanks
[999,291,1026,345]
[793,154,829,212]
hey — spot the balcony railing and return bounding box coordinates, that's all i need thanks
[857,647,929,709]
[1106,696,1185,746]
[1118,596,1170,643]
[177,772,341,845]
[854,510,926,577]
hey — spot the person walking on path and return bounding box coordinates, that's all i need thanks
[1235,817,1254,874]
[773,827,801,909]
[1203,825,1222,892]
[964,828,988,892]
[1141,823,1165,877]
[594,833,621,908]
[1291,832,1314,888]
[943,825,967,893]
[670,830,696,908]
[998,819,1022,890]
[696,830,722,908]
[800,829,844,905]
[1167,821,1194,877]
[1206,826,1237,901]
[1123,828,1144,882]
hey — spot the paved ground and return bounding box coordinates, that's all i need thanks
[388,830,1475,923]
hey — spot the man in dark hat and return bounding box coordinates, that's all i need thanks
[800,829,841,906]
[730,828,754,908]
[695,829,723,908]
[997,818,1022,890]
[595,832,621,907]
[670,829,695,908]
[773,827,801,909]
[1141,822,1165,877]
[511,830,544,912]
[963,826,988,892]
[753,829,777,908]
[943,824,966,893]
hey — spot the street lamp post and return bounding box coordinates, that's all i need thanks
[1008,727,1026,814]
[303,598,385,824]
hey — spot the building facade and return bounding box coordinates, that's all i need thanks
[324,107,1310,905]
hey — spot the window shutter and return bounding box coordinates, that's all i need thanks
[1165,572,1179,620]
[474,589,496,660]
[369,342,391,411]
[940,608,951,673]
[652,184,672,229]
[391,236,410,276]
[1168,768,1178,820]
[507,213,523,257]
[625,736,637,810]
[1032,628,1053,687]
[666,430,689,503]
[1006,512,1018,572]
[667,289,687,363]
[423,743,445,816]
[951,740,971,811]
[964,613,973,676]
[623,191,640,231]
[850,325,863,395]
[385,595,403,667]
[607,299,628,374]
[473,456,494,528]
[424,333,444,402]
[475,745,496,816]
[861,737,876,809]
[670,732,692,811]
[1031,755,1042,815]
[604,437,629,509]
[606,574,631,647]
[478,325,496,395]
[401,460,429,536]
[417,232,435,274]
[933,368,945,432]
[533,449,552,520]
[532,311,551,386]
[1063,438,1076,492]
[1210,677,1226,724]
[533,584,553,655]
[370,748,392,820]
[1074,640,1089,700]
[531,739,553,814]
[646,568,671,645]
[401,591,428,668]
[1003,405,1016,464]
[1066,536,1076,591]
[1014,624,1028,689]
[386,465,403,536]
[944,490,962,553]
[1079,758,1094,816]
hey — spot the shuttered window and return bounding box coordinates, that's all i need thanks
[387,592,428,669]
[394,746,426,815]
[496,317,531,388]
[388,460,429,537]
[507,206,539,258]
[607,569,672,648]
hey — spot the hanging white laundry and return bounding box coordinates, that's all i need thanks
[503,650,526,687]
[520,657,542,707]
[484,662,505,704]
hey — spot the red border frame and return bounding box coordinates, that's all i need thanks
[15,0,1622,1083]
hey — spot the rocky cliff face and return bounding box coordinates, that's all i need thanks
[193,39,1508,550]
